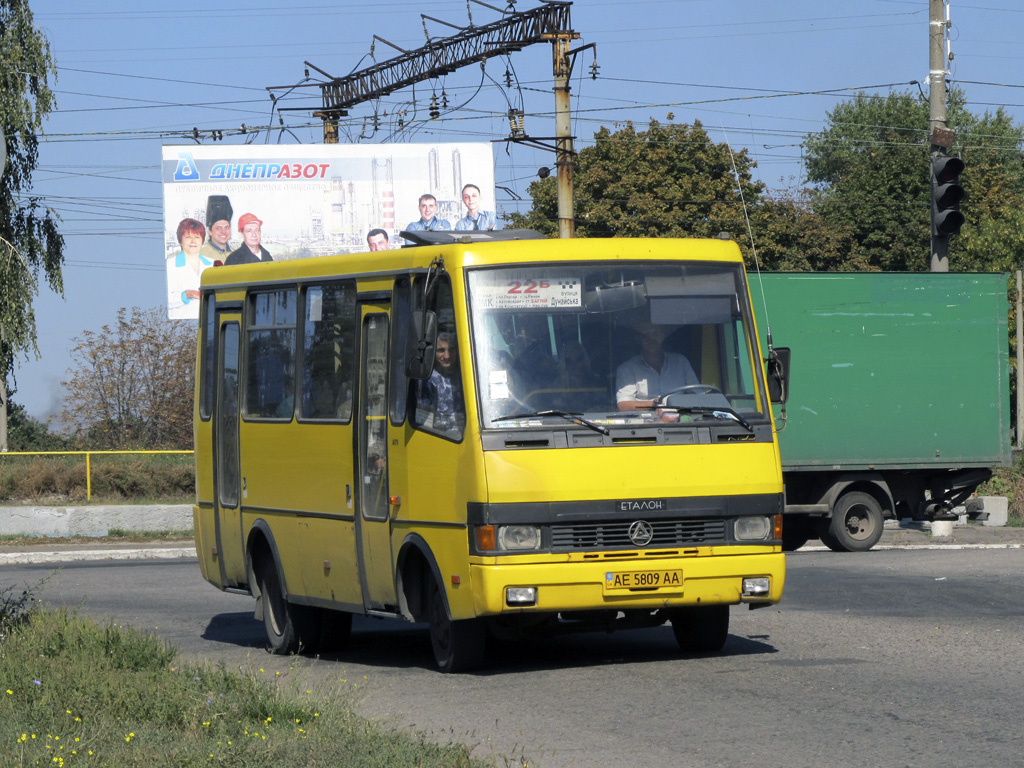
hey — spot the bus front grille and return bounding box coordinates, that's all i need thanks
[550,518,728,550]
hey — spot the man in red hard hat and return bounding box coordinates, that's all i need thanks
[225,212,273,265]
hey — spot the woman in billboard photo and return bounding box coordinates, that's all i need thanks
[167,217,213,318]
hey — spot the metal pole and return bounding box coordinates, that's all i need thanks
[1016,271,1023,450]
[0,376,8,452]
[553,34,575,239]
[929,0,949,272]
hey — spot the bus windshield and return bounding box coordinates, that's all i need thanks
[467,261,767,430]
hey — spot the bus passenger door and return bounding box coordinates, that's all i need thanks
[357,307,397,610]
[212,313,244,587]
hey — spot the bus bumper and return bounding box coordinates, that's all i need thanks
[469,550,785,616]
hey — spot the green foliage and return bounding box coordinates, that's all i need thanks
[509,118,764,241]
[802,88,1024,273]
[5,399,68,451]
[0,580,39,642]
[0,0,64,386]
[803,91,933,271]
[0,608,495,766]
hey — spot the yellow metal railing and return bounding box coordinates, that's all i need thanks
[0,450,194,501]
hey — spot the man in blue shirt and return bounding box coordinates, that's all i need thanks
[455,183,501,231]
[406,193,451,231]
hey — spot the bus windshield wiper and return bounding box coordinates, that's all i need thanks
[658,405,754,433]
[492,409,610,436]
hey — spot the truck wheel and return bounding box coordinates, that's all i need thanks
[427,580,485,673]
[257,556,319,654]
[823,492,884,552]
[671,605,729,653]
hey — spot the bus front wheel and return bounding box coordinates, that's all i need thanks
[427,580,485,673]
[670,605,729,653]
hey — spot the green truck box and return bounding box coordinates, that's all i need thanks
[753,272,1012,551]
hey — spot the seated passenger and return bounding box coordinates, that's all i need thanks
[415,333,466,437]
[552,341,606,411]
[615,323,698,411]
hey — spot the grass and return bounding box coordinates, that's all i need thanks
[0,603,510,768]
[0,530,194,547]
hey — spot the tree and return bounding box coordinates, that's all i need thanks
[509,119,765,242]
[1,0,64,447]
[61,308,196,449]
[802,89,1024,272]
[5,399,67,450]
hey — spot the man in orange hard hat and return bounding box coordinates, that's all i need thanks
[225,212,273,265]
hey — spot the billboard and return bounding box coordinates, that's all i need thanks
[160,143,498,319]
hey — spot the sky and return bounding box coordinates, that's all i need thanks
[10,0,1024,420]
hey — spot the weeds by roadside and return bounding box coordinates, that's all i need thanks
[0,454,193,505]
[1,606,497,767]
[0,530,194,548]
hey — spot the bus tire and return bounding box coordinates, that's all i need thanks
[427,580,485,673]
[781,515,813,551]
[671,605,729,653]
[257,556,318,654]
[823,491,884,552]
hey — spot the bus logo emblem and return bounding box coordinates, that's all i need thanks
[628,520,654,547]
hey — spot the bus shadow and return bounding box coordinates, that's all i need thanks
[202,613,779,673]
[201,611,269,649]
[331,619,778,674]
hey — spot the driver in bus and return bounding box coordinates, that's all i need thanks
[615,322,698,411]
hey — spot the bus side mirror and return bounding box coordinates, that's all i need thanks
[406,311,438,380]
[765,346,790,404]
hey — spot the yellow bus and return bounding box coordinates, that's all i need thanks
[193,231,788,672]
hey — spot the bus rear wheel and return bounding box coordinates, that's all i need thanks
[427,580,485,673]
[258,556,319,654]
[671,605,729,653]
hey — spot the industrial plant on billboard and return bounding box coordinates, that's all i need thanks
[160,143,498,319]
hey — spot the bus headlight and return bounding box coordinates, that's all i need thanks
[734,516,771,541]
[497,525,541,551]
[743,577,770,597]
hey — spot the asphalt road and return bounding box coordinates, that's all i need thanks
[5,547,1024,768]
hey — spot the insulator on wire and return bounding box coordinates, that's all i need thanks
[589,59,600,80]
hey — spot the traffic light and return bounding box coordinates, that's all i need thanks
[931,154,965,237]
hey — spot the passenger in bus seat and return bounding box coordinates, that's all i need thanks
[415,332,465,437]
[615,322,698,411]
[552,341,607,411]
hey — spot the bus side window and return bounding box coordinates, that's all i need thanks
[412,276,465,440]
[390,277,412,425]
[301,282,356,421]
[245,288,297,419]
[199,295,216,420]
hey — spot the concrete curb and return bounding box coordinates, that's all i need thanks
[0,547,196,565]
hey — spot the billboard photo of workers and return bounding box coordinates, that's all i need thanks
[160,142,497,319]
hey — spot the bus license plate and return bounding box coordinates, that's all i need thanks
[604,569,683,591]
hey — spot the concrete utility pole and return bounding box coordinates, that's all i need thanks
[270,1,583,237]
[929,0,952,272]
[551,30,578,238]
